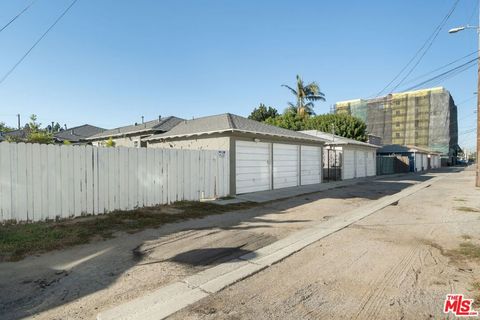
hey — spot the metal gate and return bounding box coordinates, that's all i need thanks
[323,149,342,182]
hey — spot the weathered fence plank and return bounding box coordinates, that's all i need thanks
[0,142,230,222]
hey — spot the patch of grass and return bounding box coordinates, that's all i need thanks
[448,242,480,260]
[461,234,473,240]
[454,198,467,202]
[0,201,257,262]
[472,282,480,291]
[456,206,480,213]
[471,281,480,308]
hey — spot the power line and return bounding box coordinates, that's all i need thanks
[389,0,460,93]
[0,0,78,86]
[400,50,478,86]
[456,95,477,106]
[401,57,477,92]
[0,0,37,34]
[374,0,460,97]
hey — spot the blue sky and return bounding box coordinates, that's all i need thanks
[0,0,478,149]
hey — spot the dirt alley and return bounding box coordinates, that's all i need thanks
[0,169,472,319]
[170,167,480,319]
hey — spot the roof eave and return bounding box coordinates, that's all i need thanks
[145,129,326,144]
[86,128,158,140]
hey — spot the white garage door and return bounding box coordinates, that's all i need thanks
[300,146,321,185]
[422,155,428,170]
[355,150,366,178]
[366,150,376,176]
[415,154,422,172]
[343,149,355,179]
[273,143,299,189]
[236,141,271,194]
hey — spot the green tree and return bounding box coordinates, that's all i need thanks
[52,122,62,132]
[27,131,54,144]
[27,114,41,132]
[0,122,15,133]
[105,137,116,147]
[282,75,325,117]
[304,113,367,141]
[248,104,278,122]
[26,114,53,144]
[264,109,306,131]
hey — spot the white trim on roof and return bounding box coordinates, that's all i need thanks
[300,130,379,148]
[144,129,326,143]
[86,127,158,140]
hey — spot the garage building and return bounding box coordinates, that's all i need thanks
[301,130,379,181]
[377,144,442,172]
[144,113,326,194]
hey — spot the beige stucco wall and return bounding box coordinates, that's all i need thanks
[91,135,149,148]
[147,136,231,151]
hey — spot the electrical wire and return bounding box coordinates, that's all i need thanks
[399,50,478,87]
[0,0,37,34]
[401,57,477,92]
[0,0,78,86]
[389,0,461,93]
[373,0,460,97]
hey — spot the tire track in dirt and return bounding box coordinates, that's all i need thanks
[353,243,422,319]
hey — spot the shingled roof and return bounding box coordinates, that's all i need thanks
[54,124,105,142]
[301,130,379,148]
[144,113,326,143]
[87,116,183,140]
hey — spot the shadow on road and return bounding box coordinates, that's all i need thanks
[170,247,255,266]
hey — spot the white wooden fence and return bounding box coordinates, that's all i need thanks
[0,142,230,222]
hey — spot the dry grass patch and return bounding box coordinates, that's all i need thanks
[0,200,257,262]
[422,240,480,261]
[471,281,480,308]
[450,242,480,260]
[456,206,480,213]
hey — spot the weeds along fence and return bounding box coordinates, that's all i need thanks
[0,142,230,223]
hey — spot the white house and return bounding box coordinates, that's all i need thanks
[301,130,379,180]
[144,113,327,194]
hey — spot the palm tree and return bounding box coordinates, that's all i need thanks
[282,75,326,117]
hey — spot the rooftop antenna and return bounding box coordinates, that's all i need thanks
[141,116,144,124]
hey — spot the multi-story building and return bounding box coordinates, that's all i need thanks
[334,87,459,164]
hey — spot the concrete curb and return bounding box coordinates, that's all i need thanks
[97,175,444,320]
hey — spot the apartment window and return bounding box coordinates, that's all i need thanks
[396,122,400,127]
[395,132,400,138]
[395,100,400,105]
[415,97,421,104]
[415,132,419,138]
[396,110,401,115]
[133,141,139,148]
[415,120,419,128]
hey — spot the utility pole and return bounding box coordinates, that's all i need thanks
[17,114,20,129]
[477,2,480,186]
[448,2,480,186]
